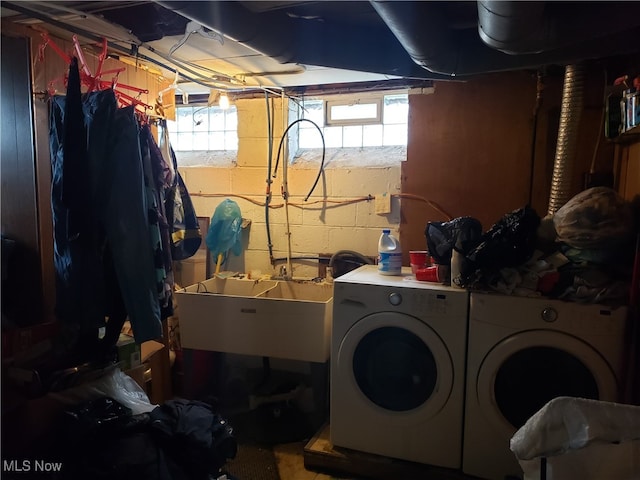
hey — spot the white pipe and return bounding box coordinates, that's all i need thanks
[282,91,293,279]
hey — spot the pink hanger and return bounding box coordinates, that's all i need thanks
[40,31,151,112]
[39,32,71,65]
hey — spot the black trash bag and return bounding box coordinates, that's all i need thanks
[61,397,175,480]
[425,216,483,265]
[463,206,541,286]
[149,399,237,479]
[64,396,134,435]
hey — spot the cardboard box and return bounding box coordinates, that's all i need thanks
[141,340,165,363]
[116,333,141,370]
[141,340,168,404]
[124,340,167,403]
[174,250,207,288]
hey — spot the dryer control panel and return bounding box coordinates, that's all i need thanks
[388,292,402,305]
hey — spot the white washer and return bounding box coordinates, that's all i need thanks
[330,265,469,468]
[463,292,629,480]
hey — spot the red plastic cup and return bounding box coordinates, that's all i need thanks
[409,250,430,274]
[415,265,440,282]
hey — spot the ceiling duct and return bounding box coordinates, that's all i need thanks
[370,0,640,76]
[477,1,546,54]
[155,1,452,80]
[477,1,640,55]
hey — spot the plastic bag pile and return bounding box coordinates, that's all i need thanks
[424,187,637,305]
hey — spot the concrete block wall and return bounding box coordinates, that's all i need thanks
[180,97,402,279]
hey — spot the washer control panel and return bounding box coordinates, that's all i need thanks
[541,307,558,322]
[388,292,403,306]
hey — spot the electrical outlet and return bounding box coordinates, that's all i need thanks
[375,193,392,215]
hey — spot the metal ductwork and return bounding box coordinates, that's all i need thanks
[370,0,640,76]
[155,1,452,80]
[6,0,639,80]
[477,1,640,55]
[151,1,640,78]
[369,0,543,76]
[477,1,546,54]
[547,64,586,215]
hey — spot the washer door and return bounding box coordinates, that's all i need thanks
[337,311,454,425]
[476,330,618,435]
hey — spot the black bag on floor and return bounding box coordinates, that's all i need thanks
[149,398,237,479]
[61,397,181,480]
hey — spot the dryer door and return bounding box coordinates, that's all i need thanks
[337,311,453,425]
[476,330,618,436]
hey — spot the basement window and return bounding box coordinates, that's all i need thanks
[325,97,382,125]
[166,104,238,166]
[291,92,407,166]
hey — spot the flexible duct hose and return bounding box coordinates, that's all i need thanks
[273,118,325,201]
[328,250,374,269]
[329,250,374,278]
[548,64,585,215]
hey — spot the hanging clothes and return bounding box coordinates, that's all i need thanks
[49,61,105,359]
[161,122,202,262]
[157,120,177,190]
[61,57,91,241]
[49,58,162,350]
[139,123,174,318]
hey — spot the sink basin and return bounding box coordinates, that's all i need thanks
[178,276,277,297]
[175,278,333,363]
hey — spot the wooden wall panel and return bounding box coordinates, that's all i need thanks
[1,35,44,326]
[616,141,640,201]
[401,66,616,261]
[402,71,539,253]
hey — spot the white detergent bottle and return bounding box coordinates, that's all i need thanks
[378,229,402,275]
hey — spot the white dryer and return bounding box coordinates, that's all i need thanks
[463,292,629,480]
[330,265,469,468]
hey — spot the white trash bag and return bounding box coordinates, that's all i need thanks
[48,366,156,416]
[510,396,640,480]
[553,186,634,250]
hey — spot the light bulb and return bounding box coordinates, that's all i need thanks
[207,89,219,105]
[219,93,229,110]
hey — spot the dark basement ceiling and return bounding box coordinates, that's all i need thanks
[114,1,640,75]
[2,1,640,89]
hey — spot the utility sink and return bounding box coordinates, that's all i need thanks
[175,277,333,363]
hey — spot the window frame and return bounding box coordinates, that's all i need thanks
[168,103,239,153]
[295,90,409,152]
[325,96,383,126]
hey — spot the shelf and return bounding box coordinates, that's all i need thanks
[610,125,640,144]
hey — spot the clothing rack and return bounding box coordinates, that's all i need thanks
[39,32,153,114]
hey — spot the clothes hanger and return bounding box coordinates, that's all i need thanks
[39,32,71,64]
[40,31,150,110]
[158,70,189,105]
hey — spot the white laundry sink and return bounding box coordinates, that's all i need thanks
[177,276,278,297]
[175,278,333,363]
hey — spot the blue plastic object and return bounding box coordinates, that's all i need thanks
[206,199,243,265]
